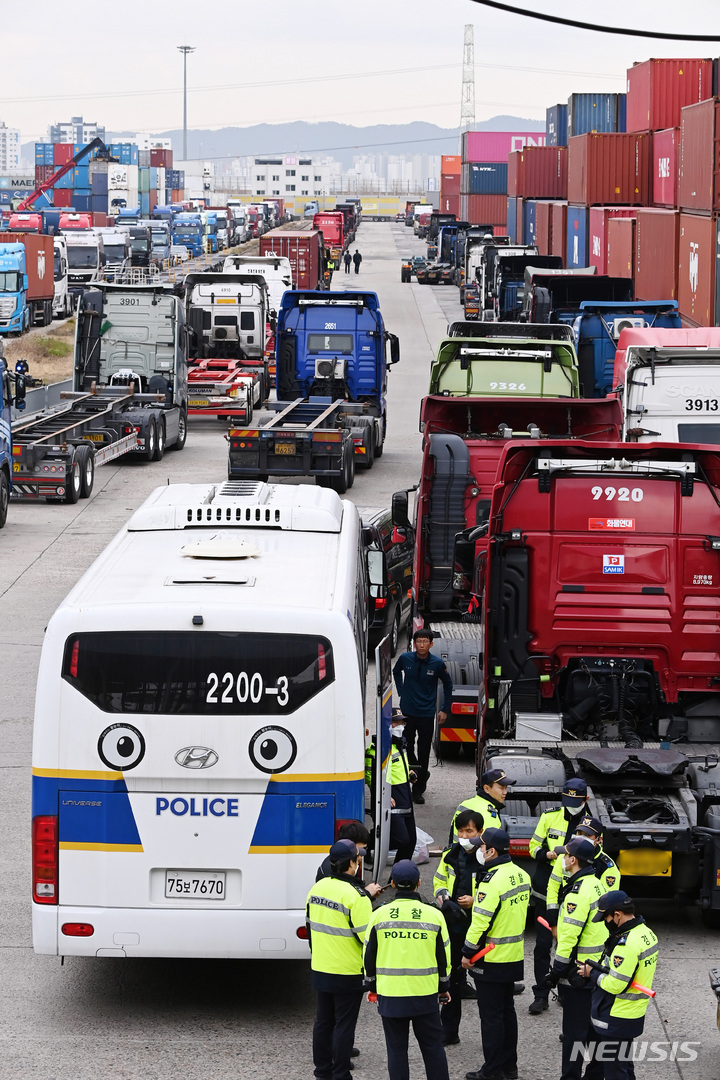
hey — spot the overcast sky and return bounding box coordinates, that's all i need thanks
[4,1,720,142]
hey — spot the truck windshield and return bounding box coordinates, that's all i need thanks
[0,272,21,292]
[104,244,126,261]
[67,247,98,268]
[53,253,63,281]
[177,225,201,237]
[131,237,149,252]
[62,631,335,716]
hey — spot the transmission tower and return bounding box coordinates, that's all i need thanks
[459,24,475,151]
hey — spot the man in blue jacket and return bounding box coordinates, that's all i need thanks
[393,628,453,805]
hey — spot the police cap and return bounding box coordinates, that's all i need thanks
[481,827,510,854]
[329,840,361,864]
[391,860,420,887]
[562,777,588,810]
[481,768,516,787]
[575,816,603,840]
[592,889,633,922]
[564,837,596,864]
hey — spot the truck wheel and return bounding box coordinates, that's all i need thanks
[390,609,401,656]
[374,415,385,458]
[143,419,157,462]
[171,410,187,451]
[154,418,166,461]
[346,444,355,489]
[0,471,8,529]
[359,423,374,470]
[65,458,81,504]
[75,445,95,498]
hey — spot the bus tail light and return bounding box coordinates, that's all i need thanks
[62,923,94,937]
[32,815,58,904]
[374,597,387,609]
[296,926,309,940]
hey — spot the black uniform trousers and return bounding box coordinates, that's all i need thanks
[402,714,434,795]
[558,984,604,1080]
[473,979,518,1078]
[532,895,554,998]
[389,810,417,864]
[440,932,468,1038]
[592,1036,638,1080]
[381,1008,450,1080]
[312,989,363,1080]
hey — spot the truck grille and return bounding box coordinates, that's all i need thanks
[0,298,15,319]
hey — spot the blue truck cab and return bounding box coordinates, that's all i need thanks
[173,212,204,257]
[0,245,30,334]
[202,211,218,253]
[275,289,400,458]
[572,299,682,397]
[116,208,141,225]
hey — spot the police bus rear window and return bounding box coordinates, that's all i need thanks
[62,632,335,715]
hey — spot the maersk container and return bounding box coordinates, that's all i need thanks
[635,207,680,301]
[506,197,520,243]
[678,98,720,213]
[567,93,627,137]
[507,147,567,199]
[588,207,637,274]
[522,199,536,245]
[567,133,651,206]
[546,104,568,147]
[653,127,679,208]
[461,162,508,195]
[566,205,589,267]
[626,58,713,133]
[462,130,545,163]
[677,212,718,325]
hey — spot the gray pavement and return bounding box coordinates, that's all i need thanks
[0,221,717,1079]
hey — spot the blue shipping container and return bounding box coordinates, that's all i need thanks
[463,162,508,195]
[55,171,73,190]
[92,171,108,195]
[140,191,150,217]
[150,167,159,188]
[522,199,536,245]
[566,205,589,268]
[73,165,90,187]
[73,194,91,212]
[91,195,107,213]
[506,197,519,243]
[567,93,627,137]
[546,104,568,147]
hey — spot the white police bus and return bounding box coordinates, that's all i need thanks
[31,481,369,959]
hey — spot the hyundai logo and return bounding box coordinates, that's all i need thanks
[175,746,219,769]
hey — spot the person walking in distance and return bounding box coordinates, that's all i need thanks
[363,860,452,1080]
[306,841,375,1080]
[344,250,352,274]
[527,778,590,1015]
[352,249,362,274]
[392,628,453,805]
[579,891,659,1080]
[449,768,516,843]
[461,827,530,1080]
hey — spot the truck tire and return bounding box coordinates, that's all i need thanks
[330,444,354,494]
[154,418,166,461]
[374,414,385,458]
[0,470,8,529]
[171,409,187,451]
[143,419,157,462]
[65,457,81,504]
[75,445,95,498]
[358,423,374,470]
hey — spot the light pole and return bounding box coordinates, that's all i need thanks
[177,45,196,161]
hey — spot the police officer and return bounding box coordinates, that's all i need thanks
[306,841,374,1080]
[363,860,451,1080]
[543,837,608,1080]
[449,768,515,843]
[393,629,453,804]
[433,808,485,1045]
[388,712,418,864]
[546,816,620,922]
[528,777,589,1014]
[579,891,659,1080]
[461,827,530,1080]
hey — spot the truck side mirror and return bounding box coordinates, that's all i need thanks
[23,274,28,291]
[388,333,400,365]
[391,490,410,530]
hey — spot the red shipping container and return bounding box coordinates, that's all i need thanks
[678,98,720,213]
[440,194,460,217]
[92,212,108,228]
[462,130,546,163]
[535,201,552,255]
[588,207,636,274]
[35,165,54,183]
[550,202,567,261]
[259,229,324,289]
[460,193,507,226]
[568,133,651,206]
[677,212,717,325]
[53,142,74,166]
[606,217,636,279]
[635,208,680,301]
[150,148,173,169]
[507,147,568,199]
[441,155,461,175]
[652,127,679,208]
[52,189,73,208]
[626,58,712,134]
[440,174,461,199]
[149,190,158,213]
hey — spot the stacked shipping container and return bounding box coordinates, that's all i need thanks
[460,131,546,231]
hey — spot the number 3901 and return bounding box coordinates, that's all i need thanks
[591,486,643,502]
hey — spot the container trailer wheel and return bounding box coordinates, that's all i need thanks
[142,419,157,462]
[154,418,166,461]
[75,445,94,498]
[64,457,81,504]
[171,409,187,451]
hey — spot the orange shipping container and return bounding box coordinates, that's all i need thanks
[606,217,636,279]
[535,201,553,255]
[441,155,461,175]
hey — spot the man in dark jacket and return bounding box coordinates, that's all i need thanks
[393,628,453,805]
[352,249,362,274]
[343,250,352,274]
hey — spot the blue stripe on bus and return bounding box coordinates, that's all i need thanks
[32,775,142,849]
[250,778,364,850]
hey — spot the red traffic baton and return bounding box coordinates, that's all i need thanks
[537,916,552,930]
[367,992,378,1003]
[470,942,496,964]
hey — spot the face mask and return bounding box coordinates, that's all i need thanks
[391,726,405,738]
[458,838,475,852]
[562,860,572,877]
[476,849,486,866]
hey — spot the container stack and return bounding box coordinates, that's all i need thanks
[439,156,461,217]
[460,131,546,230]
[506,146,567,245]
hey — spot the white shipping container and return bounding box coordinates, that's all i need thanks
[108,164,129,191]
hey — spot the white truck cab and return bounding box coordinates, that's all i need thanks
[52,236,72,318]
[222,255,291,318]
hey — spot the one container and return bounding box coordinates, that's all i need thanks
[149,191,158,213]
[441,154,461,174]
[72,193,90,212]
[139,191,150,217]
[52,189,73,209]
[440,174,461,200]
[440,194,460,217]
[462,130,545,163]
[461,162,508,195]
[522,199,537,245]
[535,201,553,255]
[588,207,637,274]
[606,217,636,279]
[635,207,680,300]
[546,104,568,147]
[139,168,151,194]
[73,165,90,188]
[567,132,651,206]
[259,229,324,289]
[53,143,74,166]
[550,201,567,261]
[139,150,151,168]
[678,98,720,213]
[92,195,108,214]
[567,93,627,137]
[0,233,54,304]
[506,197,520,243]
[626,58,713,133]
[150,148,173,169]
[459,193,507,227]
[566,205,589,267]
[677,212,718,325]
[507,146,568,199]
[91,171,108,196]
[55,171,73,191]
[653,127,679,208]
[34,165,54,184]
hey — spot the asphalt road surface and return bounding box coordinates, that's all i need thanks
[1,222,717,1080]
